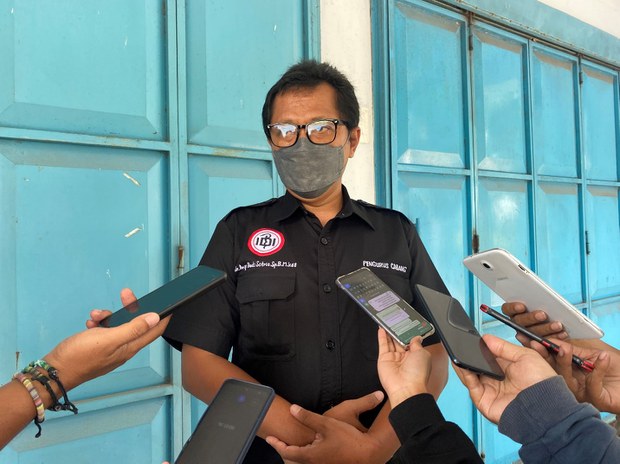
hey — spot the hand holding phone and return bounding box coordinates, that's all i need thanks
[336,267,435,347]
[99,265,226,328]
[464,248,603,339]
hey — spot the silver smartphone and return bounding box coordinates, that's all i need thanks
[336,267,435,347]
[174,379,275,464]
[464,248,603,339]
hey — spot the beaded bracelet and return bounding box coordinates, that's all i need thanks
[21,365,61,411]
[25,360,78,414]
[13,372,45,437]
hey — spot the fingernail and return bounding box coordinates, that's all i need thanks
[558,332,569,340]
[600,352,609,360]
[374,391,384,402]
[144,313,160,328]
[551,322,563,331]
[92,309,102,316]
[535,312,547,321]
[290,404,301,415]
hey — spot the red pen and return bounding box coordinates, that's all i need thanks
[480,304,595,372]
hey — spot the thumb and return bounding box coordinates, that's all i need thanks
[347,391,385,415]
[108,312,160,344]
[289,404,328,433]
[586,351,610,402]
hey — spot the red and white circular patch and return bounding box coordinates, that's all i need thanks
[247,228,285,256]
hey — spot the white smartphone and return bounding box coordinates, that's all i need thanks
[336,267,435,347]
[463,248,603,339]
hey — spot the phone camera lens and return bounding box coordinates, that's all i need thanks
[482,261,492,270]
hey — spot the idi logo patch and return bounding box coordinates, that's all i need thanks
[248,228,285,256]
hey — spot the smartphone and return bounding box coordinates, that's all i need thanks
[336,267,435,347]
[99,265,226,328]
[463,248,603,339]
[174,379,275,464]
[414,284,505,380]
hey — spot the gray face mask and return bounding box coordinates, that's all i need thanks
[272,137,345,199]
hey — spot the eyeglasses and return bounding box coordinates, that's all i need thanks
[266,118,349,148]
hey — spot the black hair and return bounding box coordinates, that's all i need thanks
[261,60,360,137]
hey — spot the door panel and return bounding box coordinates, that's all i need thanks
[531,47,579,178]
[535,182,584,304]
[581,63,619,181]
[0,0,167,139]
[392,1,468,168]
[472,26,528,174]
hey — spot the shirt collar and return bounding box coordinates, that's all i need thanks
[270,186,376,230]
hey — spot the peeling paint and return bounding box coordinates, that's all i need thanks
[124,227,142,238]
[106,269,112,279]
[123,172,141,186]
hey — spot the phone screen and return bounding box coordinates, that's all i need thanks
[175,379,275,464]
[414,284,505,380]
[336,267,434,346]
[99,265,226,328]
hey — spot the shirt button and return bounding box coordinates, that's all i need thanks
[323,284,332,293]
[325,340,336,351]
[320,237,329,245]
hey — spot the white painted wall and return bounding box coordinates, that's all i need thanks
[320,0,619,203]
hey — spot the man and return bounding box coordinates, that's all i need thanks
[267,328,620,464]
[164,60,449,463]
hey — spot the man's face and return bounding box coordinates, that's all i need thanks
[270,82,361,163]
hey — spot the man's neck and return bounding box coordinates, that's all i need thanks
[293,183,344,227]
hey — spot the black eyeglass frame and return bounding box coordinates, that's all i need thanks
[266,118,350,148]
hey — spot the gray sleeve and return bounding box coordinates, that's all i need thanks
[498,376,620,464]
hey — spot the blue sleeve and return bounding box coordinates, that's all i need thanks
[498,376,620,463]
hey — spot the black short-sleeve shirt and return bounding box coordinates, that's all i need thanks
[164,187,448,463]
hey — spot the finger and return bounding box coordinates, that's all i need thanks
[482,334,533,363]
[501,302,527,317]
[378,328,391,356]
[289,404,329,433]
[585,351,610,403]
[529,340,555,365]
[407,336,423,352]
[120,288,138,307]
[453,364,484,404]
[512,318,565,339]
[515,333,535,348]
[553,341,574,379]
[111,312,163,355]
[344,391,385,416]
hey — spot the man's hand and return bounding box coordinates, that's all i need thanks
[528,337,620,414]
[322,391,384,431]
[377,329,430,407]
[501,302,568,343]
[454,334,556,424]
[266,396,386,464]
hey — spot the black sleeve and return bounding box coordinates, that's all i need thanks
[163,219,239,357]
[389,394,483,464]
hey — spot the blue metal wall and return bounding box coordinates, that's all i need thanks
[375,0,620,461]
[0,1,318,462]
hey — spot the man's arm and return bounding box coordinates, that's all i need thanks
[182,344,316,445]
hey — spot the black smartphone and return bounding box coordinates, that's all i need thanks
[174,378,275,464]
[336,267,435,347]
[99,265,226,328]
[414,284,505,380]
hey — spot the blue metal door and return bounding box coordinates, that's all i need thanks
[381,0,620,462]
[0,1,318,462]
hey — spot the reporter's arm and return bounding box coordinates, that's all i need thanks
[499,376,620,464]
[1,312,165,450]
[181,344,315,445]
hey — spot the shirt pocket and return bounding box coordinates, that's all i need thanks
[236,272,296,360]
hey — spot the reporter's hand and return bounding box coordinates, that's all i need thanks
[454,334,556,424]
[377,329,430,407]
[322,391,384,432]
[501,302,568,342]
[529,338,620,414]
[86,288,137,328]
[266,396,385,464]
[45,311,169,391]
